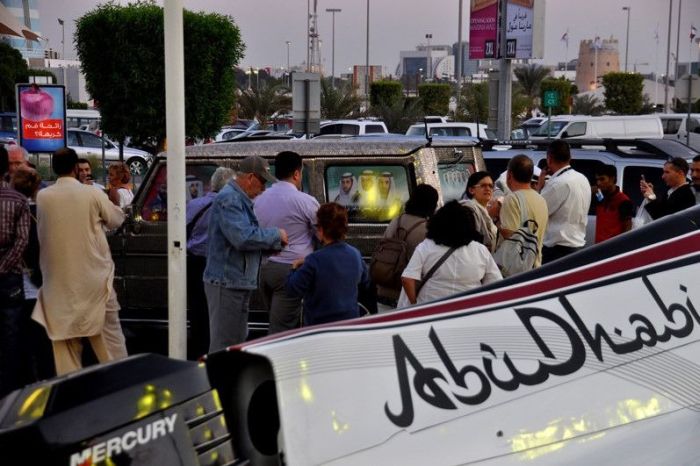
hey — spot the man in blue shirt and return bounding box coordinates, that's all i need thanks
[203,156,288,351]
[255,151,319,333]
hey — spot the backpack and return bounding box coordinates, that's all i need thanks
[493,191,539,277]
[370,215,426,289]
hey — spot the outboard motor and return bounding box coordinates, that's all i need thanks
[0,354,238,465]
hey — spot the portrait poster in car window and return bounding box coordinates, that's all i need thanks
[141,164,218,221]
[16,83,66,153]
[326,165,409,222]
[438,163,474,202]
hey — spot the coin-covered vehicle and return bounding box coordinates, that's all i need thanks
[110,137,486,354]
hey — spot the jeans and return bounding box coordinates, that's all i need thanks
[205,283,250,352]
[0,273,25,398]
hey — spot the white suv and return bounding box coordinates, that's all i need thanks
[317,119,388,137]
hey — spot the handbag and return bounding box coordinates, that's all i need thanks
[415,246,458,297]
[493,191,539,277]
[632,198,653,230]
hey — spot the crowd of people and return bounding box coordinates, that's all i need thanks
[2,140,700,397]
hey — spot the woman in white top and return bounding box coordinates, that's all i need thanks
[459,171,499,252]
[107,162,134,209]
[398,200,502,308]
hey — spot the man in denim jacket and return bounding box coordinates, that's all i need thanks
[203,156,288,351]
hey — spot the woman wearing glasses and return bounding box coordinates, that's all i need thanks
[460,171,499,252]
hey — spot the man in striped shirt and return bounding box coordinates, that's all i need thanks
[0,145,30,397]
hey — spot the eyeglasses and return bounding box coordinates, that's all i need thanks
[474,183,494,189]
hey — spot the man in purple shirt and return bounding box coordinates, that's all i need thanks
[0,146,30,397]
[254,151,319,333]
[185,167,234,358]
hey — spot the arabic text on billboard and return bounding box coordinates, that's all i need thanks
[16,84,66,153]
[505,0,534,58]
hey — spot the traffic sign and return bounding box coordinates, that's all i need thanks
[543,90,560,108]
[676,75,700,104]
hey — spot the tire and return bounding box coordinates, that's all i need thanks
[126,158,147,176]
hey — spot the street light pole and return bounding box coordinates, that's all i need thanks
[286,41,291,87]
[425,33,433,81]
[326,8,341,89]
[58,18,66,91]
[365,0,370,104]
[622,7,630,72]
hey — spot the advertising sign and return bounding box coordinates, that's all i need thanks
[16,83,66,152]
[469,0,500,59]
[505,0,545,59]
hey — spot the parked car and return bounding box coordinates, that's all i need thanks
[529,115,663,140]
[67,128,153,176]
[316,119,388,136]
[659,113,700,152]
[405,122,495,140]
[110,138,486,353]
[481,138,699,244]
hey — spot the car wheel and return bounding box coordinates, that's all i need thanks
[127,158,147,176]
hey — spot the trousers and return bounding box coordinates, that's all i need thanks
[205,283,251,352]
[260,261,302,334]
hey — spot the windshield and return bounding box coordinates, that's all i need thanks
[406,126,426,136]
[531,121,569,137]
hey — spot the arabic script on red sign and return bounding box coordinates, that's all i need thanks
[23,119,63,139]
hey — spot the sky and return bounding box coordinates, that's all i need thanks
[38,0,700,78]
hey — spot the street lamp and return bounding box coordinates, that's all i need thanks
[622,6,631,72]
[365,0,370,104]
[326,8,342,89]
[425,33,432,81]
[285,40,291,87]
[57,18,66,89]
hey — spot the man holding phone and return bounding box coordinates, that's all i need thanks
[77,158,106,192]
[640,157,695,220]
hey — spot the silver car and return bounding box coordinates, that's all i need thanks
[67,128,153,176]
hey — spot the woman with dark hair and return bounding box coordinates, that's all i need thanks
[398,200,501,307]
[286,203,370,326]
[375,184,438,308]
[459,171,498,252]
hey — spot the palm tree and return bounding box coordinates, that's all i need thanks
[371,97,424,133]
[320,79,363,119]
[513,64,551,114]
[573,94,605,116]
[236,83,291,128]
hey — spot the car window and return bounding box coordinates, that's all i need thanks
[622,165,664,210]
[80,132,105,148]
[141,163,219,222]
[67,131,79,146]
[365,124,385,134]
[340,124,360,135]
[325,165,410,223]
[438,163,473,202]
[482,156,511,180]
[565,122,586,137]
[570,159,606,186]
[687,117,700,133]
[406,126,425,136]
[531,120,568,137]
[319,124,341,135]
[662,118,682,135]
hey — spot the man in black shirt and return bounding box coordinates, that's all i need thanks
[641,157,695,220]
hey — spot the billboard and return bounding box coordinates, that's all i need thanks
[505,0,545,59]
[16,83,66,153]
[468,0,499,59]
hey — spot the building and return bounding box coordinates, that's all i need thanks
[575,37,620,92]
[352,65,382,97]
[0,0,44,60]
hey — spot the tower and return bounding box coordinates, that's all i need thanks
[575,37,620,92]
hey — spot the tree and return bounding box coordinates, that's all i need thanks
[75,2,244,150]
[454,82,488,124]
[0,42,29,112]
[572,94,605,115]
[370,80,403,108]
[602,72,643,115]
[418,83,451,115]
[513,64,551,113]
[237,84,291,128]
[321,79,362,119]
[371,97,424,133]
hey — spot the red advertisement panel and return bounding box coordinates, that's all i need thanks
[469,0,500,59]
